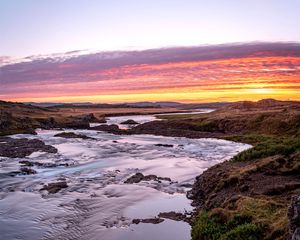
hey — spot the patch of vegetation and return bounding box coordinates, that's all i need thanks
[227,134,300,162]
[236,197,288,237]
[193,121,219,132]
[192,210,263,240]
[221,223,263,240]
[225,134,275,145]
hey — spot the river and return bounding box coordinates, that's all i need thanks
[0,111,251,240]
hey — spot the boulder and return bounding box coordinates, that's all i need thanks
[120,119,139,125]
[41,181,68,194]
[288,196,300,240]
[0,137,57,158]
[125,172,171,184]
[54,132,94,140]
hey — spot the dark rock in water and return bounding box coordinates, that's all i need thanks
[158,211,190,223]
[19,160,68,168]
[90,124,119,131]
[124,172,171,184]
[120,119,139,125]
[20,167,37,175]
[125,173,144,183]
[7,167,37,176]
[288,196,300,240]
[0,137,57,158]
[6,171,22,177]
[54,132,94,140]
[41,181,68,194]
[154,143,174,148]
[180,183,193,188]
[19,160,34,167]
[132,218,164,225]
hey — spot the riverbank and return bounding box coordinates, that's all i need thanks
[126,99,300,240]
[88,99,300,239]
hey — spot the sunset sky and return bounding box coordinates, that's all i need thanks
[0,0,300,103]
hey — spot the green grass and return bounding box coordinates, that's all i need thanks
[192,211,263,240]
[226,134,300,162]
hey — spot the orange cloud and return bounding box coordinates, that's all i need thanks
[1,44,300,103]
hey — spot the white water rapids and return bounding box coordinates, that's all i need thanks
[0,112,251,240]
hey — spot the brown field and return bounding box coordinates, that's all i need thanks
[51,107,183,118]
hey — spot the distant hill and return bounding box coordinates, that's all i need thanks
[24,101,232,109]
[229,98,300,109]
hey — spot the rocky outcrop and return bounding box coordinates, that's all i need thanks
[288,196,300,240]
[120,119,139,125]
[132,218,164,224]
[41,181,68,194]
[154,143,173,147]
[0,137,58,158]
[124,172,171,184]
[54,132,94,140]
[158,211,191,223]
[19,160,69,168]
[0,110,38,136]
[90,124,127,134]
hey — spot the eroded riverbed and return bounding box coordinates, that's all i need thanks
[0,113,251,240]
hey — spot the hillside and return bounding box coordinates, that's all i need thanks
[126,99,300,239]
[0,100,181,136]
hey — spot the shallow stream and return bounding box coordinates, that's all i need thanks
[0,111,251,240]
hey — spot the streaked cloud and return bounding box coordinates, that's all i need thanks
[1,42,300,102]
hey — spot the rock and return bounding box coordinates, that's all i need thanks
[19,160,68,168]
[124,172,172,184]
[20,167,37,175]
[0,137,57,158]
[158,211,189,222]
[41,181,68,194]
[0,110,38,136]
[54,132,94,140]
[90,124,120,132]
[132,218,164,225]
[154,143,174,147]
[125,173,144,183]
[288,196,300,240]
[180,183,193,188]
[2,167,37,177]
[120,119,139,125]
[19,160,34,167]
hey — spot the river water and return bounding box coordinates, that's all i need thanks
[0,111,251,240]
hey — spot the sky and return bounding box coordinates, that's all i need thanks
[0,0,300,103]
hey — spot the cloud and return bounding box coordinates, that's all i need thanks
[0,42,300,102]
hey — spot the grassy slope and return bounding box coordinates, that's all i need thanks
[156,102,300,239]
